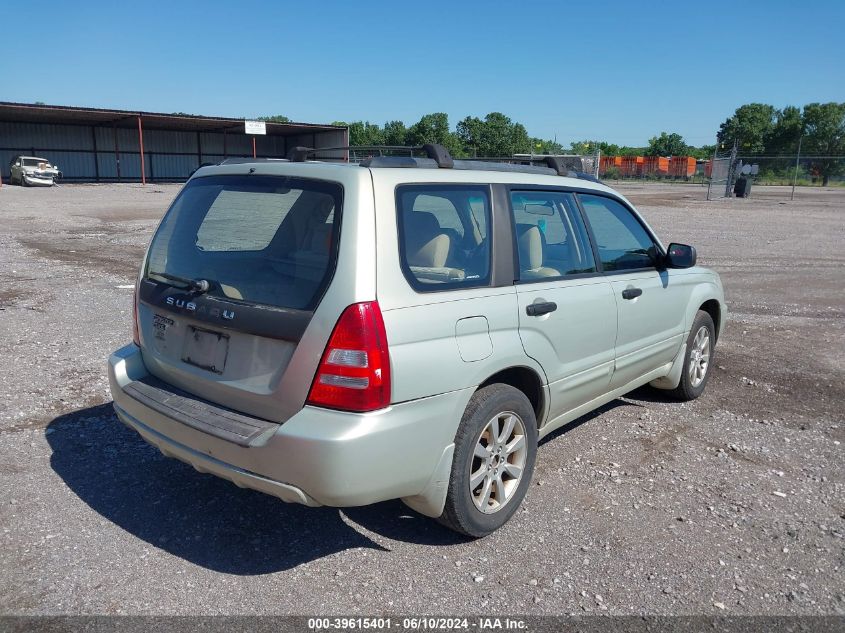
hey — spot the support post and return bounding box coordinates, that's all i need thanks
[137,115,146,185]
[791,135,802,201]
[91,125,100,182]
[252,136,257,159]
[113,123,121,181]
[197,131,202,172]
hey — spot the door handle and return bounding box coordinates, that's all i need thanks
[526,301,557,316]
[622,287,643,300]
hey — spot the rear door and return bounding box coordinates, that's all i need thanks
[137,171,355,422]
[509,189,617,421]
[577,193,689,388]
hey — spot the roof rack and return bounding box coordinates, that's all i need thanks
[285,144,601,182]
[218,157,289,165]
[287,143,453,168]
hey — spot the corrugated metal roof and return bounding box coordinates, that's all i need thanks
[0,101,345,135]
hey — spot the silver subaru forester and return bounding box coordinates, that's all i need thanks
[108,145,726,537]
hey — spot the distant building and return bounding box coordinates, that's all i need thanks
[0,102,347,183]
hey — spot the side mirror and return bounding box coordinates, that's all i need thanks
[665,243,697,268]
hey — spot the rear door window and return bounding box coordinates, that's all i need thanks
[396,185,491,290]
[146,175,342,311]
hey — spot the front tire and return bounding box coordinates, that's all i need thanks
[668,310,715,401]
[438,384,538,537]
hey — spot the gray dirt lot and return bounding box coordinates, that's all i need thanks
[0,181,842,616]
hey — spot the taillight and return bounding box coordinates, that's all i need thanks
[307,301,391,412]
[132,279,140,346]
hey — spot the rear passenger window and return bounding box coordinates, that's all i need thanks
[510,191,596,280]
[397,185,491,290]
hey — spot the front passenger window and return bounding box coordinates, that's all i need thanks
[579,194,658,272]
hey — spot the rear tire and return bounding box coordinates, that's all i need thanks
[668,310,715,401]
[438,384,537,538]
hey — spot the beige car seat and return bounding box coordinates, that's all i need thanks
[405,212,465,283]
[516,223,560,279]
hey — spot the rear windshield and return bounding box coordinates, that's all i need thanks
[145,175,342,311]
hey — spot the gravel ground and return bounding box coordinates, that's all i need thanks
[0,181,842,616]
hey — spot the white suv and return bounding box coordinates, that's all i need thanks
[108,145,726,537]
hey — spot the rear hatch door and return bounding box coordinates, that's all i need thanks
[136,172,344,423]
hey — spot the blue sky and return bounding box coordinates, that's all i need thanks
[2,0,843,147]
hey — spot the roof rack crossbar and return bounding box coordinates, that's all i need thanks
[287,143,454,168]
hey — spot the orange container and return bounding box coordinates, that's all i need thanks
[669,156,696,178]
[642,156,669,176]
[620,156,643,177]
[599,155,622,175]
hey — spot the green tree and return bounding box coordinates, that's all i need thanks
[597,141,621,156]
[258,114,290,122]
[688,144,716,160]
[646,132,688,156]
[568,140,623,156]
[455,113,531,157]
[456,116,485,156]
[617,146,647,156]
[407,113,462,155]
[383,120,407,146]
[530,138,565,154]
[569,140,599,154]
[717,103,777,153]
[334,121,385,146]
[801,102,845,186]
[764,105,803,155]
[483,112,530,156]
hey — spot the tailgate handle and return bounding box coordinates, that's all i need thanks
[526,301,557,317]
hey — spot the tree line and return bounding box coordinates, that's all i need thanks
[328,112,567,158]
[260,101,845,184]
[716,102,845,185]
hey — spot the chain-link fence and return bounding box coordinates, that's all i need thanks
[705,146,736,200]
[709,153,845,200]
[735,156,845,187]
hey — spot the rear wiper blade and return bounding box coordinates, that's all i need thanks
[148,270,210,293]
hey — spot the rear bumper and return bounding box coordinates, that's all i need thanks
[108,344,468,513]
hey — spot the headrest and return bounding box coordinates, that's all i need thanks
[405,211,440,235]
[516,223,543,270]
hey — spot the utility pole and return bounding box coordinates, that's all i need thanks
[791,135,803,201]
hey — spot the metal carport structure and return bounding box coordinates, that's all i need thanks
[0,102,348,183]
